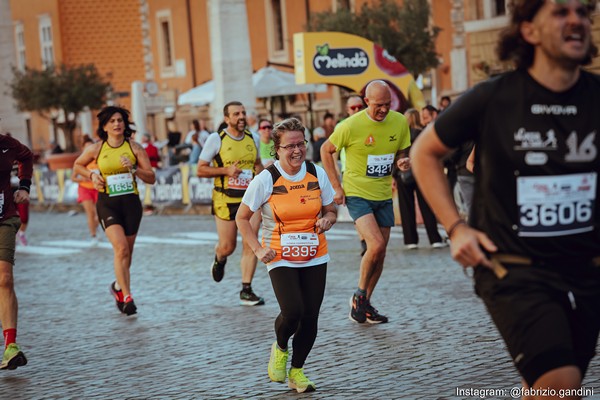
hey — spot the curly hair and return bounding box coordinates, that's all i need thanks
[271,117,306,160]
[497,0,598,69]
[96,106,135,141]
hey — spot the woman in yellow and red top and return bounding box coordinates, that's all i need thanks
[236,117,337,394]
[73,106,155,316]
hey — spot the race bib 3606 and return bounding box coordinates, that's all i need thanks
[517,172,596,237]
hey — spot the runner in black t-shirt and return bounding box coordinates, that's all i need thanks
[411,0,600,395]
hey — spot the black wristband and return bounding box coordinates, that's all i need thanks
[18,179,31,193]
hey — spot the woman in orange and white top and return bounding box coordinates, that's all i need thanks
[71,135,100,245]
[236,117,336,394]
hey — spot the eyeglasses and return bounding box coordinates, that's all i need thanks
[349,105,364,111]
[259,125,273,130]
[279,140,308,151]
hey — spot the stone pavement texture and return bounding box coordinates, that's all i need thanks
[2,211,599,400]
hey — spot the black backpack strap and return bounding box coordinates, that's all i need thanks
[266,163,281,185]
[305,161,317,178]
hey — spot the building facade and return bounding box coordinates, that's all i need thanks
[5,0,600,154]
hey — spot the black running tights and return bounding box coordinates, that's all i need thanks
[269,263,327,369]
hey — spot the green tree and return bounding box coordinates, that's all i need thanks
[307,0,440,77]
[9,63,110,152]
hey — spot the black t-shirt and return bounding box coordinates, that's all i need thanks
[435,69,600,261]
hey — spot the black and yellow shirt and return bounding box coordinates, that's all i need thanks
[97,140,138,196]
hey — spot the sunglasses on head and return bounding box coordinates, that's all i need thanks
[349,105,364,111]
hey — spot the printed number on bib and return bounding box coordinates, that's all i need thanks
[280,233,319,263]
[228,169,252,190]
[366,154,394,177]
[517,173,596,237]
[106,173,135,197]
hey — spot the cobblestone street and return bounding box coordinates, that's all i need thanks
[2,211,599,399]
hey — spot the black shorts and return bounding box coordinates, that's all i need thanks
[474,259,600,387]
[96,193,143,236]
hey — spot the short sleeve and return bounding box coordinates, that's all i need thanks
[199,132,221,162]
[241,170,273,212]
[315,165,335,206]
[434,81,491,149]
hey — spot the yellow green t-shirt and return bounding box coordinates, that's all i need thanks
[329,110,410,201]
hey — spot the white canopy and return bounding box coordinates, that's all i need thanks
[178,66,327,106]
[177,80,215,107]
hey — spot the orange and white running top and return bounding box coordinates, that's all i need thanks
[242,161,335,271]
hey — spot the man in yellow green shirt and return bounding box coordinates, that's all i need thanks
[321,80,411,324]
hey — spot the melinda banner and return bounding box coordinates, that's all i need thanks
[293,32,425,112]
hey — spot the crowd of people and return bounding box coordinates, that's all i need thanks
[1,2,599,398]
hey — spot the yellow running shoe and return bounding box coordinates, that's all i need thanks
[0,343,28,370]
[268,342,288,382]
[288,367,316,393]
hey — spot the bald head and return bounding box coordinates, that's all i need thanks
[365,80,392,122]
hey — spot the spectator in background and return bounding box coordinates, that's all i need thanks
[394,109,446,250]
[257,119,275,167]
[166,120,182,166]
[141,133,161,169]
[50,140,64,154]
[451,141,475,221]
[322,113,336,138]
[246,110,259,134]
[311,127,327,164]
[420,105,438,127]
[140,133,160,216]
[439,96,451,112]
[422,105,457,194]
[185,120,210,166]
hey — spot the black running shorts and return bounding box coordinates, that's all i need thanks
[96,192,143,236]
[474,259,600,387]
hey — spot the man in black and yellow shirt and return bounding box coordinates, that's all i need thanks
[197,101,265,305]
